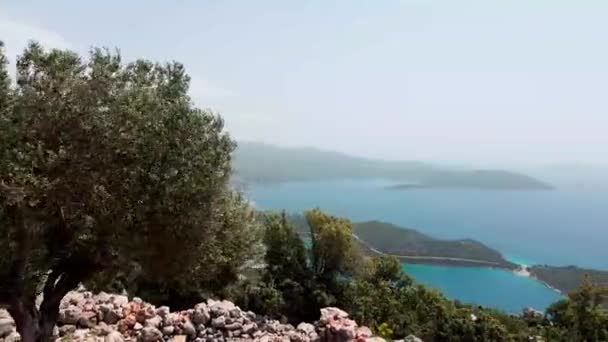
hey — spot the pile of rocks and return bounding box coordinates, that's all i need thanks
[0,309,19,342]
[316,308,372,342]
[522,307,543,320]
[0,288,413,342]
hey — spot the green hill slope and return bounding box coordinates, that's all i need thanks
[353,221,516,267]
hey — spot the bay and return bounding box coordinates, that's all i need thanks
[403,264,561,313]
[247,179,608,312]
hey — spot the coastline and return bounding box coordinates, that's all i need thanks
[394,256,518,270]
[353,228,568,295]
[532,275,564,295]
[512,265,563,295]
[403,259,563,296]
[513,265,531,277]
[395,255,566,297]
[290,209,576,299]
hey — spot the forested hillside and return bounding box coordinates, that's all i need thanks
[353,221,516,267]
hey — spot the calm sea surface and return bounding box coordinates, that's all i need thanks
[248,179,608,312]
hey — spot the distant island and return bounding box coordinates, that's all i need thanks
[234,142,554,190]
[386,170,553,190]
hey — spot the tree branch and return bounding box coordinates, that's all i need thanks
[42,269,62,304]
[40,254,97,313]
[40,273,72,313]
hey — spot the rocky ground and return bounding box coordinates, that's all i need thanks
[0,288,422,342]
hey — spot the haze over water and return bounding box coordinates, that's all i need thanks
[249,179,608,312]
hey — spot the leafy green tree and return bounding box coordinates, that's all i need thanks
[263,212,310,282]
[542,275,608,341]
[571,275,608,340]
[0,42,248,342]
[235,279,285,317]
[239,210,359,323]
[250,211,334,321]
[560,275,608,341]
[546,298,574,328]
[306,208,354,281]
[343,257,413,337]
[102,191,264,309]
[370,255,407,283]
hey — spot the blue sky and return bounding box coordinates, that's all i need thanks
[1,0,607,165]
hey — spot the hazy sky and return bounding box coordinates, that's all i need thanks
[1,0,607,164]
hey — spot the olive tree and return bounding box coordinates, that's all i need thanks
[121,191,264,309]
[0,41,245,342]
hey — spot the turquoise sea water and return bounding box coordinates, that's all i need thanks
[248,179,608,312]
[403,265,561,313]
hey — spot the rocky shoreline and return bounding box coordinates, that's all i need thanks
[513,266,563,295]
[0,288,422,342]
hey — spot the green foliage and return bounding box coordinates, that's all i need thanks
[370,255,404,283]
[545,275,608,341]
[536,275,608,341]
[263,212,309,282]
[376,322,394,339]
[546,298,572,326]
[235,280,285,316]
[306,208,354,280]
[0,42,255,341]
[557,275,608,341]
[235,210,360,322]
[242,211,338,322]
[93,192,264,309]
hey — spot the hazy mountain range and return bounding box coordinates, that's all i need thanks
[233,142,553,190]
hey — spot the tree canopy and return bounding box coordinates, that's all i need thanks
[0,42,257,342]
[306,208,354,280]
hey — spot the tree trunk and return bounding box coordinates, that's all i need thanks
[8,269,79,342]
[8,301,38,342]
[17,317,39,342]
[9,299,61,342]
[37,305,59,342]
